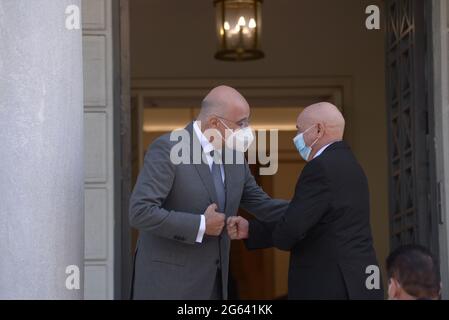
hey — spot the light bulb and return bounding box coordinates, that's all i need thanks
[249,18,257,28]
[238,16,246,26]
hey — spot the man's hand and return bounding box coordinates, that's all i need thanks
[227,216,249,240]
[204,203,226,236]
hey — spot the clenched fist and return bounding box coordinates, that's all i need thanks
[227,216,249,240]
[204,203,226,236]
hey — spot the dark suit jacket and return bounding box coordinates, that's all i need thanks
[246,141,384,300]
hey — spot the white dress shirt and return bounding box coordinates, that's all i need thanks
[193,121,225,243]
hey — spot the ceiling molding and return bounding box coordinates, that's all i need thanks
[131,77,352,110]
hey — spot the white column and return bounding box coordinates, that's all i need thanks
[0,0,84,299]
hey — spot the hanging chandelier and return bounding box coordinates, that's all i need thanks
[214,0,264,61]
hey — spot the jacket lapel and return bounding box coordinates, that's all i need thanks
[194,161,219,205]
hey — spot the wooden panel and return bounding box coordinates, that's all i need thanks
[84,264,108,299]
[84,112,107,183]
[82,0,106,30]
[83,36,107,107]
[85,188,108,260]
[447,0,449,29]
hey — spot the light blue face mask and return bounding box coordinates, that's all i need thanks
[293,125,319,161]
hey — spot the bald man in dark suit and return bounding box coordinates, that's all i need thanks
[227,102,384,300]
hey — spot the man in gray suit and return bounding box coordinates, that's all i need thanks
[129,85,288,300]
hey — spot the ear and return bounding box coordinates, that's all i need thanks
[388,278,400,300]
[208,116,219,128]
[316,122,325,138]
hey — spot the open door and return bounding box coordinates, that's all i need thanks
[385,0,439,254]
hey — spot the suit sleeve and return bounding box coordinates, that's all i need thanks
[244,219,277,250]
[129,137,201,245]
[272,159,331,251]
[239,161,289,222]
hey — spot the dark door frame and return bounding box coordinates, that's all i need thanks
[113,0,133,300]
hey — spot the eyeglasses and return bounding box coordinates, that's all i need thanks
[214,115,250,129]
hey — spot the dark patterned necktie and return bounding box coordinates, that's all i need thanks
[210,150,226,212]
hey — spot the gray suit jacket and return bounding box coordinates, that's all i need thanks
[129,122,288,300]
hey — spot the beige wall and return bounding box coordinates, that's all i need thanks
[130,0,389,290]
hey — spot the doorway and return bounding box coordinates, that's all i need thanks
[119,0,392,299]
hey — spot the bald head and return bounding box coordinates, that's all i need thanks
[298,102,345,137]
[296,102,345,160]
[198,85,250,121]
[197,86,251,149]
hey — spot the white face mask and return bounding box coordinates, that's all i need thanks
[219,119,254,152]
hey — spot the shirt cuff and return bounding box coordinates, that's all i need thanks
[196,215,206,243]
